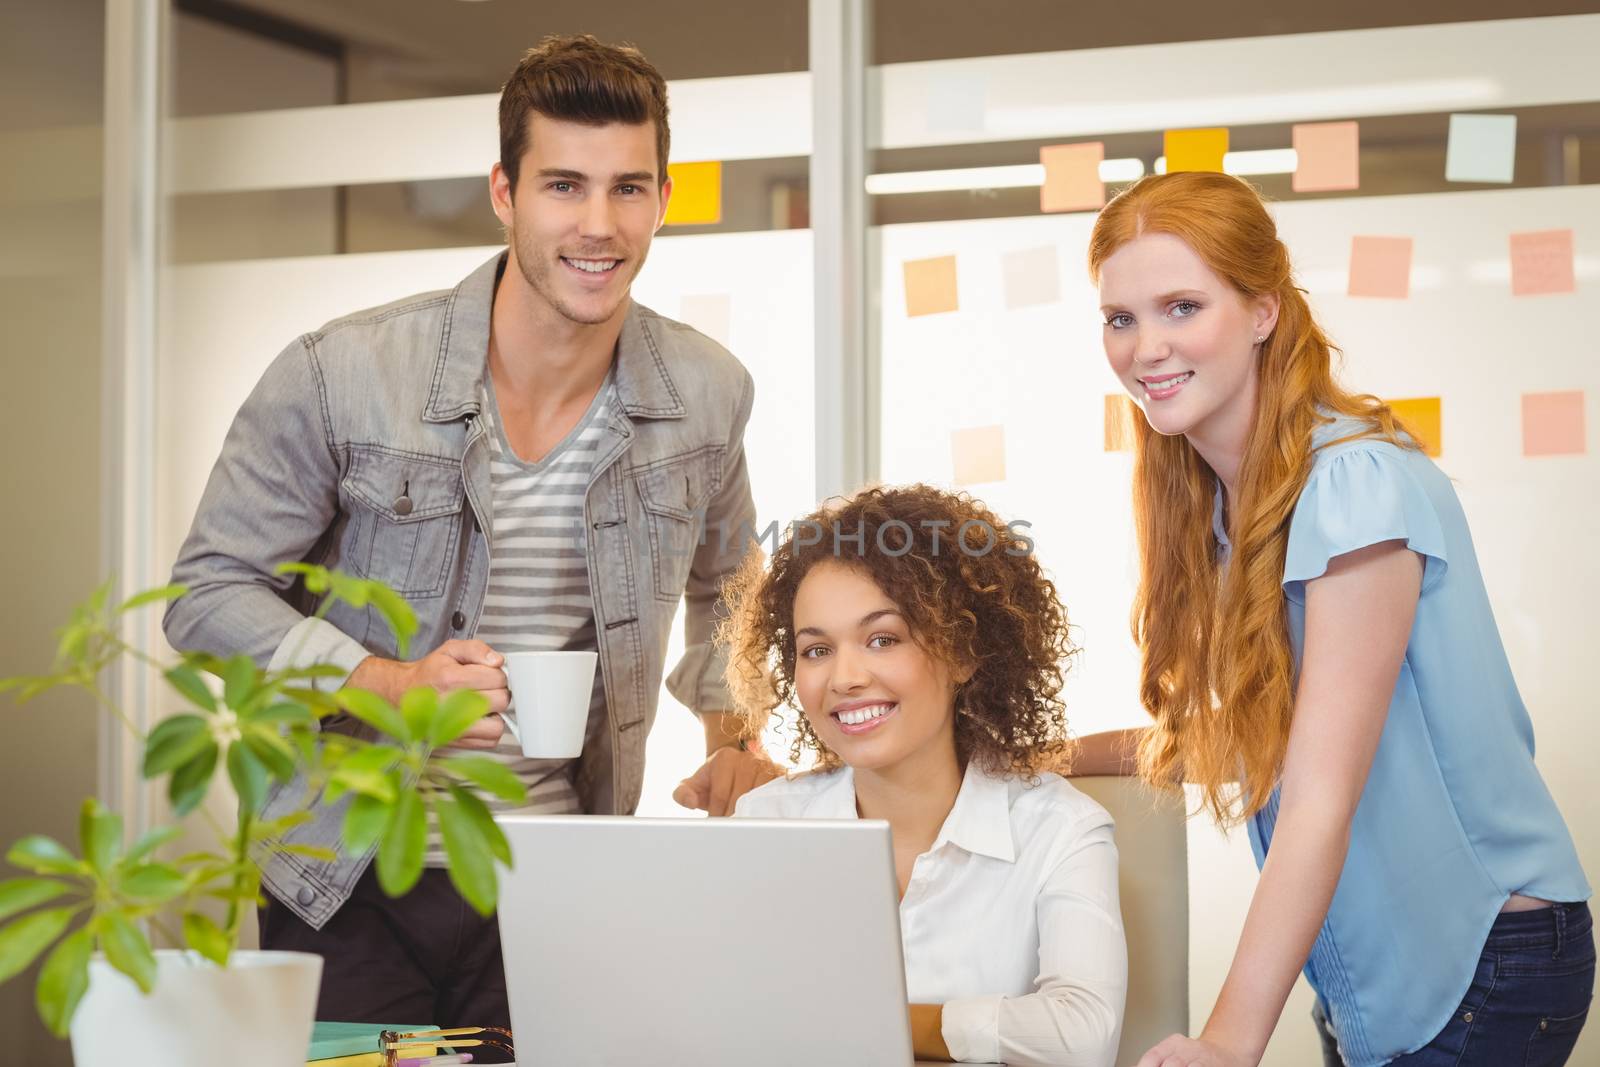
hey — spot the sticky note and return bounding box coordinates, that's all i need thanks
[1388,397,1442,457]
[1522,391,1586,457]
[927,75,988,135]
[1445,114,1516,184]
[1347,236,1413,299]
[1104,394,1139,452]
[1164,128,1228,173]
[951,425,1006,485]
[903,255,959,317]
[679,294,731,348]
[1509,230,1576,296]
[1001,246,1060,309]
[1040,142,1105,213]
[1292,121,1360,192]
[664,161,722,225]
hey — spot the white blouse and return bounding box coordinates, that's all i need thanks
[735,760,1127,1066]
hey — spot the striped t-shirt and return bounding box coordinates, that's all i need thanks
[423,369,614,865]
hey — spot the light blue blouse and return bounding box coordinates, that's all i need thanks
[1213,416,1590,1067]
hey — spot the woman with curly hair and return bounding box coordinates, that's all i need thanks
[722,484,1127,1067]
[1078,172,1591,1067]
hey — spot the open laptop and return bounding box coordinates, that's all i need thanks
[494,815,915,1066]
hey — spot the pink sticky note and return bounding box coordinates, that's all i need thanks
[1292,121,1360,192]
[1510,230,1576,296]
[1522,391,1586,456]
[1040,143,1105,213]
[1348,236,1412,299]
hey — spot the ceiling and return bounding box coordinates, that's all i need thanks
[167,0,1600,258]
[196,0,1600,101]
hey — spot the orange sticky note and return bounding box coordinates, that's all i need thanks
[1509,230,1576,296]
[903,255,959,317]
[1104,394,1138,452]
[1292,121,1360,192]
[951,425,1006,485]
[1388,397,1442,457]
[1164,128,1228,173]
[1522,391,1586,456]
[1348,236,1413,299]
[1040,142,1105,213]
[664,161,721,225]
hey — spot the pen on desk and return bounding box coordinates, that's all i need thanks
[395,1055,473,1067]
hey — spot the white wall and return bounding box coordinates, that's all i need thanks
[876,183,1598,1064]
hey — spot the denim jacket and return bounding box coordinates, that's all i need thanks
[164,252,757,927]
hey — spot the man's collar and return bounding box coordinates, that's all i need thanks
[803,759,1017,864]
[423,250,686,423]
[421,252,498,423]
[612,296,687,419]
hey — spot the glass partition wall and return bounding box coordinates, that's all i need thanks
[79,5,1600,1063]
[865,10,1600,1065]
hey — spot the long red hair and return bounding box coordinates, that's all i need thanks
[1088,172,1411,824]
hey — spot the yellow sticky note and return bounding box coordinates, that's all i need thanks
[951,425,1006,485]
[1388,397,1442,457]
[1104,394,1138,452]
[1292,121,1360,192]
[1165,128,1228,173]
[903,255,959,317]
[664,161,722,225]
[1040,142,1105,213]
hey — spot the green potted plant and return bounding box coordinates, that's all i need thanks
[0,565,528,1067]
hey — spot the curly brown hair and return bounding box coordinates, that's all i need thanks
[718,484,1078,777]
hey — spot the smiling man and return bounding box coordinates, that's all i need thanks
[164,34,779,1043]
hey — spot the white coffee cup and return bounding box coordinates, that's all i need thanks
[499,651,598,759]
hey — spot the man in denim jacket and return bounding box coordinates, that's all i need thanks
[164,35,777,1039]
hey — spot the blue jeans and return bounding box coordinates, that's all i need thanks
[1315,902,1593,1066]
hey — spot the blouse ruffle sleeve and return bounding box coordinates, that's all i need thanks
[1282,443,1448,602]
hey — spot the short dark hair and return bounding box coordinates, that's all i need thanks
[498,34,671,194]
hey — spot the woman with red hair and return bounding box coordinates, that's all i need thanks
[1077,172,1591,1067]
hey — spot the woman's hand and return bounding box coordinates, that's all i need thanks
[1134,1033,1254,1067]
[908,1003,951,1061]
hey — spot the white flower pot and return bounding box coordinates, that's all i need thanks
[70,949,322,1067]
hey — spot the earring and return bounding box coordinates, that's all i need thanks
[1255,335,1266,343]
